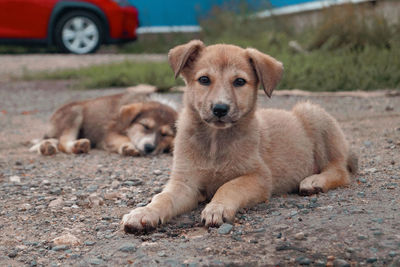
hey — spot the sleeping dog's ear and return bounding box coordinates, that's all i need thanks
[168,40,205,79]
[246,48,284,98]
[118,103,143,129]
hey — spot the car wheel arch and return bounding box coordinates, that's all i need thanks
[48,1,110,46]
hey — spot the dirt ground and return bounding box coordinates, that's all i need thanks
[0,79,399,267]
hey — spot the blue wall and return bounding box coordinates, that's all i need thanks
[128,0,320,28]
[269,0,318,8]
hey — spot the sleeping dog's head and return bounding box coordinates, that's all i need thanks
[168,40,283,129]
[118,101,178,155]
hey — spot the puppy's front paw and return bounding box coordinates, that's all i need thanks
[121,207,161,234]
[119,143,140,157]
[201,202,236,227]
[299,174,326,196]
[71,139,90,154]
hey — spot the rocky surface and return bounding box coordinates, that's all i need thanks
[0,80,399,266]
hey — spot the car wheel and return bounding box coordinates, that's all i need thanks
[54,11,103,54]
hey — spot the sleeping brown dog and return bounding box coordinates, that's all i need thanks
[30,92,178,156]
[122,40,357,232]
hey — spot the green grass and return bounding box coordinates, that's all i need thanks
[22,61,184,91]
[278,47,400,91]
[23,45,400,91]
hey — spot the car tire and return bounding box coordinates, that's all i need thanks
[54,10,103,54]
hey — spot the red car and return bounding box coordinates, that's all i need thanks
[0,0,139,54]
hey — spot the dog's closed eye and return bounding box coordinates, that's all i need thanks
[160,125,174,137]
[140,123,151,130]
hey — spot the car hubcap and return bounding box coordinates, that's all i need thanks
[62,17,99,54]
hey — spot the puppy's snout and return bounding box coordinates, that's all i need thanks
[144,143,155,154]
[212,103,230,118]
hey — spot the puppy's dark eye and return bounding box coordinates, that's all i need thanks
[233,78,246,87]
[198,76,211,86]
[140,123,150,130]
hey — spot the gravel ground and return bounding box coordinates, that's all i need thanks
[0,80,399,266]
[0,54,166,81]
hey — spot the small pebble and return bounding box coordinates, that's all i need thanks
[158,251,167,257]
[274,224,289,231]
[52,245,70,251]
[153,170,162,175]
[88,194,104,207]
[358,178,367,183]
[123,180,143,186]
[18,203,32,211]
[49,198,64,208]
[366,257,377,263]
[357,235,367,240]
[50,187,62,195]
[275,241,291,251]
[119,243,136,253]
[52,233,81,246]
[295,256,311,265]
[217,223,233,235]
[290,210,298,217]
[357,192,365,197]
[363,140,372,147]
[373,230,383,236]
[365,168,377,173]
[9,176,21,183]
[104,191,123,200]
[385,105,394,111]
[87,258,104,265]
[111,180,120,189]
[294,232,306,240]
[41,179,51,186]
[87,185,98,193]
[8,250,18,258]
[333,259,350,267]
[84,241,96,246]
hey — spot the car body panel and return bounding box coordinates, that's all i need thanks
[0,0,138,46]
[0,0,55,38]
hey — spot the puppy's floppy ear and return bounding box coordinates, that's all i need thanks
[246,48,284,98]
[118,103,143,128]
[168,40,205,79]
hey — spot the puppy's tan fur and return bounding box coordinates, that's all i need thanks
[122,40,357,232]
[30,92,178,156]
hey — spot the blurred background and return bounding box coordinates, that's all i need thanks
[0,0,399,92]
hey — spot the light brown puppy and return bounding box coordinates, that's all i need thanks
[122,40,357,233]
[29,92,178,156]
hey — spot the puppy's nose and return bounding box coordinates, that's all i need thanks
[144,143,155,154]
[212,103,230,118]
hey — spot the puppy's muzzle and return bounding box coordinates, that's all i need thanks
[144,143,155,154]
[212,103,230,118]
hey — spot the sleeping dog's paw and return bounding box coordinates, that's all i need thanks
[71,139,90,154]
[299,174,326,196]
[119,143,140,156]
[201,202,236,227]
[29,139,59,156]
[121,207,161,234]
